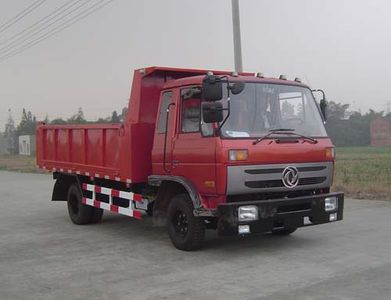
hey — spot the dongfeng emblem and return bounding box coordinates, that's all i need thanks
[282,166,299,188]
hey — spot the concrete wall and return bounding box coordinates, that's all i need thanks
[370,117,391,146]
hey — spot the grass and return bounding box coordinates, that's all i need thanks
[1,147,391,200]
[0,155,43,173]
[333,147,391,200]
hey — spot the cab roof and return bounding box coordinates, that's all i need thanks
[137,66,309,90]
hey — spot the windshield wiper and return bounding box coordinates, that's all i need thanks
[252,129,318,145]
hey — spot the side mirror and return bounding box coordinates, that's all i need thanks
[320,99,327,121]
[202,75,223,101]
[230,81,245,95]
[202,102,224,123]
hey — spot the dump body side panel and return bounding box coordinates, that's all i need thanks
[36,124,122,179]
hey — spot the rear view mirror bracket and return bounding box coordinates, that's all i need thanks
[312,89,327,122]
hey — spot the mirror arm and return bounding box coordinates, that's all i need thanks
[218,75,231,98]
[312,89,326,101]
[312,89,327,123]
[217,98,231,133]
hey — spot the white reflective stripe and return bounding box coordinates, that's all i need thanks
[84,184,139,201]
[99,202,110,210]
[118,206,133,216]
[119,191,132,200]
[85,184,95,192]
[100,187,111,195]
[83,197,139,218]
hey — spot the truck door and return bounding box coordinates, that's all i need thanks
[171,86,217,194]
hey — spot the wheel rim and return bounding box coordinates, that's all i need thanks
[173,210,188,237]
[69,193,79,215]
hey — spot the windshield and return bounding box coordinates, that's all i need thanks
[220,83,327,138]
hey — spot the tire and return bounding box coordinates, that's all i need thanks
[271,227,297,235]
[167,194,205,251]
[90,208,104,223]
[67,183,95,225]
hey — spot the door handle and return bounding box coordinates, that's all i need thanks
[172,160,180,165]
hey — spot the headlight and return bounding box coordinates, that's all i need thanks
[238,205,259,222]
[229,149,248,161]
[325,196,338,212]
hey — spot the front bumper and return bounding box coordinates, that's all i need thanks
[217,192,344,236]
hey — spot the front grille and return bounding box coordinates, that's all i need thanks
[245,179,282,189]
[245,176,327,189]
[227,162,332,195]
[299,177,326,185]
[245,166,326,175]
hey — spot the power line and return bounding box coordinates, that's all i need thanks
[0,0,47,34]
[0,0,81,47]
[0,0,111,59]
[0,0,94,55]
[0,0,115,62]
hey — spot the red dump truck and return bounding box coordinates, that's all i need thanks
[37,66,344,250]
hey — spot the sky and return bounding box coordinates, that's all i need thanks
[1,0,391,128]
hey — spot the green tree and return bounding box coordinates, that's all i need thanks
[4,109,17,154]
[325,101,385,146]
[51,118,67,125]
[4,109,16,136]
[68,107,87,124]
[111,110,121,123]
[16,108,37,135]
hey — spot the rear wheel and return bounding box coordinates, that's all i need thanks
[67,183,102,225]
[167,194,205,251]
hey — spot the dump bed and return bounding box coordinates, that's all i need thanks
[36,122,155,183]
[36,66,227,183]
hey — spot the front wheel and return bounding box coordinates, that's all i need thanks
[167,194,205,251]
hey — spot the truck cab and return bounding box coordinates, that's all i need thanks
[149,71,343,249]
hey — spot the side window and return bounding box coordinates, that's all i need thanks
[181,87,201,133]
[157,91,173,134]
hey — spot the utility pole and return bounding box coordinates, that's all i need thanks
[231,0,243,72]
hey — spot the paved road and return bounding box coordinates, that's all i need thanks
[1,171,391,300]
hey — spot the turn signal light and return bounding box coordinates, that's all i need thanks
[229,149,249,161]
[325,147,335,159]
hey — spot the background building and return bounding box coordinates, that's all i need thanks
[370,117,391,146]
[18,135,36,156]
